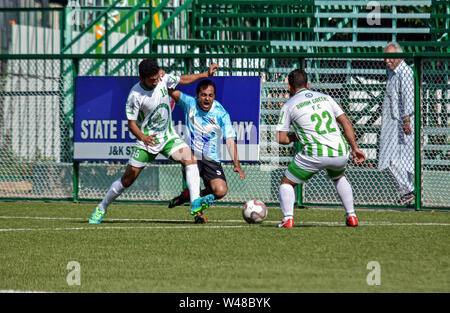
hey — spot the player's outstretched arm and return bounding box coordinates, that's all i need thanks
[178,63,219,85]
[226,137,246,179]
[336,114,366,164]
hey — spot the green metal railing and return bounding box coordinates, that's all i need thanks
[61,0,123,54]
[1,0,449,57]
[193,0,450,53]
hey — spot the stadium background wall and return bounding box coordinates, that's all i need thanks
[0,0,448,210]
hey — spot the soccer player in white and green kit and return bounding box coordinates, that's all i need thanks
[276,69,366,228]
[88,59,218,224]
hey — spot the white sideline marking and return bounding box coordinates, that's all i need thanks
[1,215,450,226]
[0,215,449,232]
[0,289,50,293]
[0,225,246,232]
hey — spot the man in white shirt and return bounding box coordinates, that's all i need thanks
[276,69,366,228]
[89,59,218,224]
[379,42,415,205]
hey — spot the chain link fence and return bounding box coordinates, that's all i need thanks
[421,59,450,207]
[0,58,72,198]
[0,56,448,209]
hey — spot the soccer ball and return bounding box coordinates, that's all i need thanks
[242,199,267,224]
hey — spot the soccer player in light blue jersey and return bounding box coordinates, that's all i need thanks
[167,79,246,222]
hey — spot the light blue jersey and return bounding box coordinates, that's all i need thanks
[177,92,236,162]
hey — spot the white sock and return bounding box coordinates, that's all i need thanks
[333,176,356,217]
[185,164,200,202]
[279,183,295,220]
[99,178,125,212]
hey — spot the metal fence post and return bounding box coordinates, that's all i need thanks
[192,0,197,39]
[105,14,109,74]
[296,57,304,208]
[72,57,80,202]
[414,56,422,211]
[149,0,153,53]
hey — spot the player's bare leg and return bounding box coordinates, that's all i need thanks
[209,178,227,200]
[170,148,214,223]
[89,165,144,224]
[170,147,201,202]
[168,174,226,208]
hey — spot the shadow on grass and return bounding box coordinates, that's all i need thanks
[259,223,349,228]
[78,219,349,227]
[259,224,318,228]
[77,219,195,225]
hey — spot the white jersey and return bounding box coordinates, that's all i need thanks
[276,88,349,157]
[125,74,180,153]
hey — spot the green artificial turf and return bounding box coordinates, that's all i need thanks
[0,201,448,293]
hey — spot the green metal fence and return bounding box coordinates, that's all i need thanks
[0,1,449,209]
[0,53,448,210]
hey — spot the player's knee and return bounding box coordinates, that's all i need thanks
[183,158,197,167]
[280,176,298,187]
[213,184,227,199]
[120,176,134,188]
[121,169,139,188]
[180,151,197,167]
[332,174,345,182]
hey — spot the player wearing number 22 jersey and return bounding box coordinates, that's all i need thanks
[276,69,366,228]
[277,88,349,159]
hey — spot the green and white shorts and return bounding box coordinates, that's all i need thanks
[129,136,188,168]
[285,153,348,184]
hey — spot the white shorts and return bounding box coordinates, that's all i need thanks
[128,136,188,168]
[285,153,349,184]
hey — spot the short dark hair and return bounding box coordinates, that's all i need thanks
[288,69,308,89]
[196,79,216,95]
[139,59,160,78]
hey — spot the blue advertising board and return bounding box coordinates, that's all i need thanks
[74,76,261,162]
